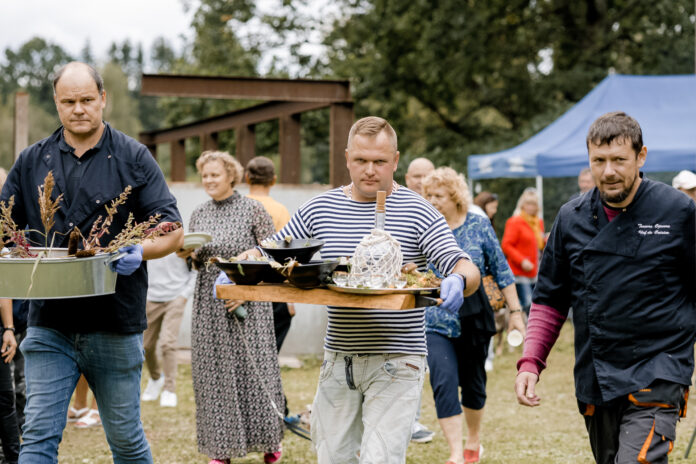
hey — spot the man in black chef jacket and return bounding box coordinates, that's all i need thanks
[516,111,695,464]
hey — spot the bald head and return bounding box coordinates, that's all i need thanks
[52,61,107,143]
[53,61,104,95]
[405,157,435,195]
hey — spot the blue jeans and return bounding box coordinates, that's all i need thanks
[515,282,535,316]
[19,327,152,464]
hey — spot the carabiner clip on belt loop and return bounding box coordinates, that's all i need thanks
[344,356,357,390]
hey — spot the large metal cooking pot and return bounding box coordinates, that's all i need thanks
[0,247,123,299]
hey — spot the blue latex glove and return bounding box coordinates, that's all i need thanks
[110,244,143,276]
[439,274,465,313]
[213,271,233,299]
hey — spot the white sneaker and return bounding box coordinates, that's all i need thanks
[410,421,434,443]
[159,390,177,407]
[142,376,165,401]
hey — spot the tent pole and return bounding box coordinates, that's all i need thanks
[536,175,544,219]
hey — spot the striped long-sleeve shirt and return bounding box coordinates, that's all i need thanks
[271,185,469,354]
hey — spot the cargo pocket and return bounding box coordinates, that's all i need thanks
[628,382,683,410]
[627,382,684,464]
[653,410,677,452]
[636,410,678,463]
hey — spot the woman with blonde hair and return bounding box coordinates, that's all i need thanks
[179,151,284,464]
[422,167,525,464]
[501,187,545,316]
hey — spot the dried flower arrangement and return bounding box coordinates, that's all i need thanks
[0,171,181,258]
[0,197,35,257]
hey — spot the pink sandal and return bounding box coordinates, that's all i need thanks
[464,444,484,463]
[264,443,282,463]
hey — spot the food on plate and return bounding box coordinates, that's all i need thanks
[401,269,441,288]
[260,238,279,249]
[400,263,419,274]
[228,255,271,263]
[396,264,441,288]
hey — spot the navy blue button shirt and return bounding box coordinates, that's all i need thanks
[1,123,182,334]
[58,132,101,207]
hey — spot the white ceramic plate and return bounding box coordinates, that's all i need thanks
[183,232,212,250]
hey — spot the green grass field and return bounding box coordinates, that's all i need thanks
[58,323,696,463]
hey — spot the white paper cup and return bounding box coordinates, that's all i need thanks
[507,329,524,347]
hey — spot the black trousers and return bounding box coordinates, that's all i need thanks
[272,302,292,352]
[0,359,19,464]
[12,331,25,431]
[272,302,292,416]
[579,380,687,464]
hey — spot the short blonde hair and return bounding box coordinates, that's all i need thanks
[514,187,540,216]
[346,116,398,154]
[195,150,243,187]
[421,167,471,214]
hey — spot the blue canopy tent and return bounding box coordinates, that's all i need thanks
[467,74,696,214]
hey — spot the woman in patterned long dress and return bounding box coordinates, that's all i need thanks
[182,151,284,464]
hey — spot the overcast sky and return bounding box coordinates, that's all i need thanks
[0,0,195,64]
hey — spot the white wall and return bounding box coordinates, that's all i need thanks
[170,182,331,356]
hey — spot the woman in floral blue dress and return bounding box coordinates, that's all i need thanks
[422,168,526,464]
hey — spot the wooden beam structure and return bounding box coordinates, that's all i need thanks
[140,101,326,145]
[170,139,186,182]
[139,74,354,186]
[235,125,256,168]
[200,132,218,152]
[330,102,354,187]
[279,113,301,184]
[141,74,351,103]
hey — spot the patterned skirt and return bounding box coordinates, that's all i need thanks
[191,298,284,459]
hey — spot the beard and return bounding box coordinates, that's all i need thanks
[599,174,637,204]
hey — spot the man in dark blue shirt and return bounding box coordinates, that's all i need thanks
[1,61,183,463]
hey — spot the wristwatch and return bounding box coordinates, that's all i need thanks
[3,327,15,333]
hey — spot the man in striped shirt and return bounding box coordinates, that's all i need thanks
[236,116,480,463]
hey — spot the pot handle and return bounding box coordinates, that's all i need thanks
[105,252,127,265]
[415,295,444,307]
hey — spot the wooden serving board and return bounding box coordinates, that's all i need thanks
[216,283,417,310]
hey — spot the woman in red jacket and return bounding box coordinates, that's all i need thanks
[501,188,545,316]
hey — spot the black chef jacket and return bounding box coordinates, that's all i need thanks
[533,175,696,404]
